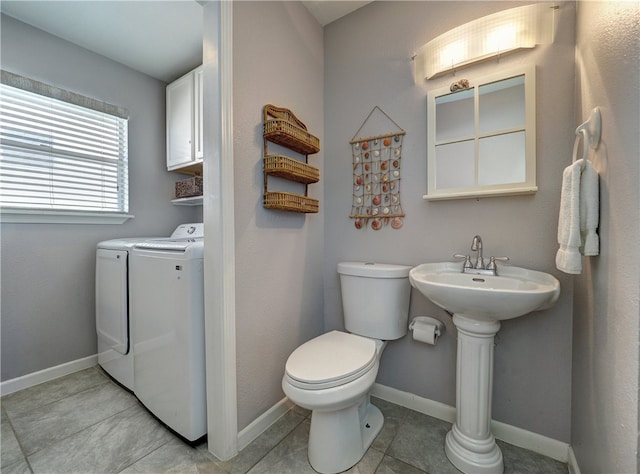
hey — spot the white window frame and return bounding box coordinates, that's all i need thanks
[0,71,133,224]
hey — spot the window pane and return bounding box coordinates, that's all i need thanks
[435,89,475,142]
[479,75,525,135]
[435,140,475,189]
[478,131,526,185]
[0,83,128,213]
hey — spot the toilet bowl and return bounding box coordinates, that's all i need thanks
[283,331,386,474]
[282,262,411,474]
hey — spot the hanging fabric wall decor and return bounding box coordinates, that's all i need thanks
[349,106,406,230]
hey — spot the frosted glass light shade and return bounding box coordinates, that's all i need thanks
[415,3,556,81]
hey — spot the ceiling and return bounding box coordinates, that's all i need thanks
[301,1,372,27]
[0,1,372,83]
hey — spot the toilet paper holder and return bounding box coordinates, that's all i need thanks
[409,316,445,344]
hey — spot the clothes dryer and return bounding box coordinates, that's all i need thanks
[96,238,154,391]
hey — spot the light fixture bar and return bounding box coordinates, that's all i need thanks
[415,3,557,81]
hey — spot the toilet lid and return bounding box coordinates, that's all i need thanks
[285,331,377,386]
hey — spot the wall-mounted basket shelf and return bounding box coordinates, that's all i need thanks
[264,191,319,213]
[263,104,320,213]
[264,154,319,184]
[263,105,320,155]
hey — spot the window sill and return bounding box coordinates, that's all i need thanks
[0,209,134,224]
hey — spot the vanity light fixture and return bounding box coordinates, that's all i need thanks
[414,3,557,81]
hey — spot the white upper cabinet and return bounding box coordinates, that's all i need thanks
[166,65,203,173]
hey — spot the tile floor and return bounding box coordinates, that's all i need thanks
[1,366,568,474]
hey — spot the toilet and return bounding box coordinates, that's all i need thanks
[282,262,411,474]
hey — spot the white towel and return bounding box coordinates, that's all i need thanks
[580,160,599,256]
[556,160,600,274]
[556,161,583,274]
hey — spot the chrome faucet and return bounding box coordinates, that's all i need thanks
[454,235,510,276]
[471,235,484,269]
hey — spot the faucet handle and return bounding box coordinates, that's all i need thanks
[453,254,474,269]
[486,256,510,270]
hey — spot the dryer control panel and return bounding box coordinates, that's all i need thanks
[171,223,204,239]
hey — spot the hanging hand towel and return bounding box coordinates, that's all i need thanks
[556,160,583,274]
[580,160,599,256]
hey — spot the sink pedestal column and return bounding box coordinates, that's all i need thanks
[445,314,503,474]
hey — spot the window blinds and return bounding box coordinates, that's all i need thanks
[0,83,129,213]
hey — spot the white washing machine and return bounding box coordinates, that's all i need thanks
[130,223,206,441]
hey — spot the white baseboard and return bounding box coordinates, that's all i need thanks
[371,383,457,424]
[371,383,571,463]
[0,354,98,396]
[491,416,569,463]
[237,397,296,451]
[567,446,582,474]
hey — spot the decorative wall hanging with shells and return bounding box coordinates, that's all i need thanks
[349,106,406,230]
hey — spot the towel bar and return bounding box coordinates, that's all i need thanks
[572,107,601,166]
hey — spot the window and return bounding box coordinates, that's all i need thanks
[0,72,131,223]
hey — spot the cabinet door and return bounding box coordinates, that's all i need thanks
[194,66,204,160]
[166,72,194,169]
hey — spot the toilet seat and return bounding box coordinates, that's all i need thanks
[285,331,378,390]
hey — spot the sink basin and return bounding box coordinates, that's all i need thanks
[409,262,560,321]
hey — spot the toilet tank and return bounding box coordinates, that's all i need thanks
[338,262,412,340]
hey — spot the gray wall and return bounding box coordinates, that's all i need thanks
[232,2,325,431]
[0,15,200,381]
[323,1,576,442]
[571,1,640,472]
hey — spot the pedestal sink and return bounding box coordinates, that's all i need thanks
[409,262,560,474]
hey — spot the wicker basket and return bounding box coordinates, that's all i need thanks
[264,191,319,213]
[263,104,320,155]
[175,176,203,198]
[264,155,319,184]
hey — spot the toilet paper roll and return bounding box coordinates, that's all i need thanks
[412,322,439,344]
[409,316,444,345]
